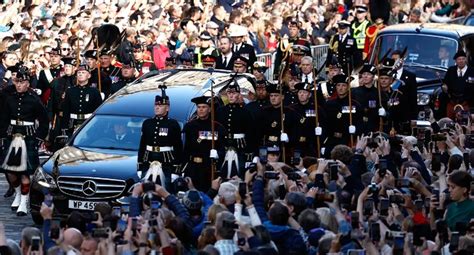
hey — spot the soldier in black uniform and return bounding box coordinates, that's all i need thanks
[326,20,362,76]
[99,49,120,96]
[283,64,301,106]
[84,50,112,98]
[48,58,77,151]
[257,83,298,163]
[229,26,257,67]
[216,81,255,177]
[274,18,311,77]
[137,86,182,189]
[132,44,157,76]
[351,63,379,134]
[110,63,136,95]
[323,74,363,157]
[37,47,62,105]
[291,82,326,157]
[245,79,270,120]
[232,55,249,74]
[0,67,49,216]
[317,56,342,105]
[182,96,226,191]
[62,65,103,136]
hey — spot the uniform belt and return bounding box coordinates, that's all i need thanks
[268,136,278,142]
[70,113,92,120]
[10,120,34,126]
[233,133,245,139]
[193,157,203,163]
[333,132,343,138]
[146,146,173,152]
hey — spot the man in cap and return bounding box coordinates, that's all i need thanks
[351,5,371,58]
[252,61,267,82]
[216,81,255,177]
[274,18,310,77]
[257,82,298,162]
[317,56,341,105]
[99,48,121,84]
[442,50,474,119]
[323,74,363,156]
[229,26,257,67]
[61,65,103,136]
[194,31,219,68]
[390,50,418,122]
[85,50,113,98]
[48,57,77,151]
[283,63,301,106]
[291,82,326,157]
[110,62,136,95]
[245,79,270,120]
[132,44,157,76]
[0,65,49,216]
[36,47,62,105]
[201,55,217,69]
[216,36,235,70]
[351,63,380,134]
[182,96,226,191]
[327,20,362,75]
[137,86,182,189]
[206,21,220,46]
[232,55,249,73]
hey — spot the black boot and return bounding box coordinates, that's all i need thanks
[4,186,14,198]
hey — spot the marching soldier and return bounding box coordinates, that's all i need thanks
[274,18,311,77]
[61,65,103,136]
[327,20,362,76]
[216,81,255,177]
[257,82,298,162]
[137,86,182,189]
[246,79,270,120]
[283,64,301,106]
[110,62,136,95]
[323,74,363,157]
[84,50,112,98]
[0,66,49,216]
[351,5,371,59]
[317,56,342,105]
[291,82,326,157]
[182,96,226,191]
[351,63,379,134]
[132,44,157,77]
[37,47,62,105]
[48,58,77,151]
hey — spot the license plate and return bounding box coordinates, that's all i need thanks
[68,200,98,211]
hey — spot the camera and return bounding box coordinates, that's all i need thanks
[291,150,301,166]
[389,194,405,205]
[395,178,411,188]
[368,183,379,196]
[142,181,156,193]
[431,133,446,141]
[287,170,302,181]
[172,177,188,193]
[264,171,279,179]
[315,192,334,202]
[31,236,41,252]
[223,219,239,229]
[92,228,109,238]
[363,198,374,216]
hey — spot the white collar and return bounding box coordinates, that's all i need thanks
[458,65,467,73]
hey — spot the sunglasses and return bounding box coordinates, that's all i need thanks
[62,48,71,51]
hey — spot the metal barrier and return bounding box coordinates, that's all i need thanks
[256,44,329,81]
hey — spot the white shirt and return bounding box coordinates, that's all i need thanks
[457,65,467,77]
[302,72,314,83]
[234,43,243,52]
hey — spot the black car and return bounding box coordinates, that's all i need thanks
[369,23,474,119]
[30,69,256,224]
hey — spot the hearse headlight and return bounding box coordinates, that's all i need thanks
[417,93,430,106]
[34,167,57,188]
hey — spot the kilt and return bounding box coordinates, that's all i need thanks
[1,136,39,175]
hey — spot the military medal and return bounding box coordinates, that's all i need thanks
[271,121,277,128]
[368,100,376,108]
[159,128,168,136]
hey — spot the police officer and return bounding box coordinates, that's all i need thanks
[317,56,342,105]
[327,20,362,76]
[84,50,112,98]
[194,32,220,68]
[216,81,255,177]
[352,63,379,134]
[323,74,363,157]
[110,62,136,95]
[62,65,103,136]
[37,47,62,105]
[182,96,226,191]
[351,5,371,59]
[132,44,157,77]
[274,18,311,77]
[0,66,49,216]
[257,83,298,162]
[48,58,76,150]
[292,82,326,157]
[137,86,182,189]
[246,79,270,120]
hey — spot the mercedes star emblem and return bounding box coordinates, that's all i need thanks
[82,180,97,196]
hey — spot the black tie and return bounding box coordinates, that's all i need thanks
[304,75,308,84]
[458,69,463,77]
[223,56,227,65]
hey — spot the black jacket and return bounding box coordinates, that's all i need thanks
[443,65,474,105]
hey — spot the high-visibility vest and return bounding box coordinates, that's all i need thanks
[352,20,370,50]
